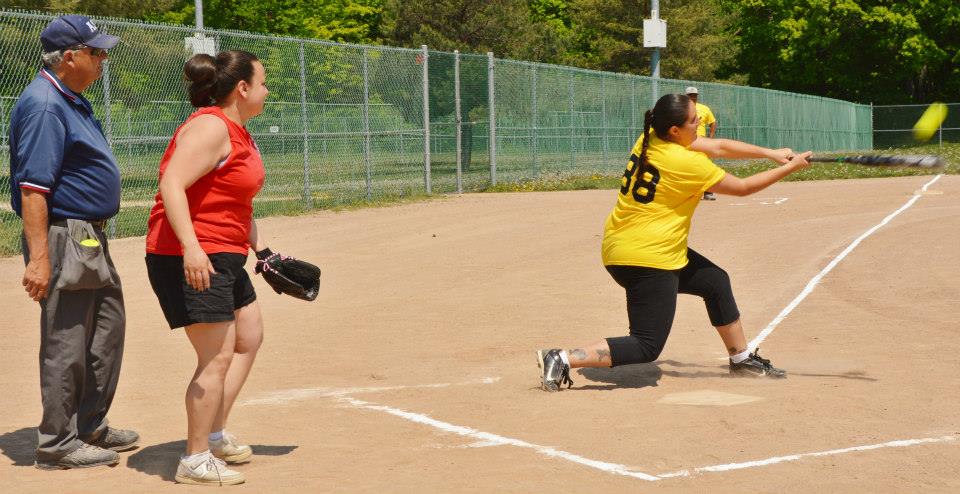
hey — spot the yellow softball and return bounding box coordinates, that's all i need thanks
[913,102,947,142]
[79,238,100,247]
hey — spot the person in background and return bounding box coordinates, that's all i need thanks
[686,86,719,200]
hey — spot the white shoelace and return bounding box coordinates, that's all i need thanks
[202,456,228,486]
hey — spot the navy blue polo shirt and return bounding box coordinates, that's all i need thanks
[8,69,120,220]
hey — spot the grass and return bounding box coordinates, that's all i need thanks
[481,142,960,193]
[2,142,956,257]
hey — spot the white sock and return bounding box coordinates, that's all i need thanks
[208,430,224,442]
[730,348,751,363]
[558,350,571,366]
[182,450,211,463]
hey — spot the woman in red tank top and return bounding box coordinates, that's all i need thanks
[144,50,272,485]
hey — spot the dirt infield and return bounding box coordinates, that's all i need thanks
[1,175,958,492]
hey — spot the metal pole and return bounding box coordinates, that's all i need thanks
[630,77,637,139]
[421,45,431,194]
[601,75,607,167]
[531,65,538,177]
[362,48,372,200]
[487,52,496,186]
[125,105,133,168]
[651,0,660,101]
[938,107,943,151]
[568,74,575,170]
[101,61,116,238]
[454,50,463,193]
[194,0,204,29]
[297,41,312,208]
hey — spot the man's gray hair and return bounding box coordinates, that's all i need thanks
[41,49,66,69]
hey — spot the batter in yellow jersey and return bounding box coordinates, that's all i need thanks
[602,132,725,269]
[534,93,813,392]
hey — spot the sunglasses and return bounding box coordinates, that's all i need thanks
[69,45,107,57]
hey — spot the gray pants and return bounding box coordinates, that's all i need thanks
[23,221,126,461]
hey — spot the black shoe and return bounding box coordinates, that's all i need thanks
[703,192,717,201]
[84,427,140,452]
[537,349,573,391]
[35,443,120,470]
[729,349,786,378]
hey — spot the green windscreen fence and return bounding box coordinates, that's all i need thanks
[0,10,873,255]
[873,103,960,149]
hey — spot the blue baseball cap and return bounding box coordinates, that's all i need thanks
[40,15,120,52]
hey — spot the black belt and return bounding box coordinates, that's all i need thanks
[50,218,108,230]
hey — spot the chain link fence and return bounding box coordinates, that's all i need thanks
[873,103,959,149]
[0,10,873,254]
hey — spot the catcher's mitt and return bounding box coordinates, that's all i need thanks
[254,249,321,301]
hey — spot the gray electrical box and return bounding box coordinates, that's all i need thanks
[643,19,667,48]
[185,34,216,56]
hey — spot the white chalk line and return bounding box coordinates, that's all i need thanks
[749,174,943,350]
[656,434,957,478]
[337,395,661,481]
[337,392,956,482]
[241,176,950,481]
[245,375,957,483]
[238,376,501,406]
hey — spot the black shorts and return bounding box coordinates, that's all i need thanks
[145,252,257,329]
[604,248,740,366]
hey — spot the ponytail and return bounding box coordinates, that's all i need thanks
[639,109,654,176]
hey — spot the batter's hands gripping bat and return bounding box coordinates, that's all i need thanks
[255,248,321,301]
[807,154,945,168]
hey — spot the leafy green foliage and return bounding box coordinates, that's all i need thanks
[0,0,180,18]
[148,0,384,44]
[719,0,960,103]
[557,0,743,83]
[380,0,568,61]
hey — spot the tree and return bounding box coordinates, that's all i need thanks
[381,0,567,61]
[563,0,743,83]
[0,0,180,18]
[149,0,385,45]
[719,0,959,103]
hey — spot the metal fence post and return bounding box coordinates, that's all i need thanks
[487,52,496,186]
[568,73,575,170]
[601,75,608,167]
[531,64,538,177]
[938,105,943,150]
[630,77,637,140]
[297,41,312,208]
[421,45,431,194]
[454,50,463,193]
[362,48,373,200]
[101,61,117,238]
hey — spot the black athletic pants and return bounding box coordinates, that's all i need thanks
[605,248,740,367]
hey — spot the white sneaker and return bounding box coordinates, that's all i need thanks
[210,432,253,464]
[175,451,245,486]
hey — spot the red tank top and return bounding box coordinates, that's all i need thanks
[146,107,265,255]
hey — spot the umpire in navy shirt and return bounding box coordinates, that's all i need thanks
[8,14,139,470]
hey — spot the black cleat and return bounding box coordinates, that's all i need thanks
[703,191,717,201]
[729,349,786,378]
[537,349,573,391]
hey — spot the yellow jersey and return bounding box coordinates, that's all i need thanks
[695,102,716,137]
[601,133,726,269]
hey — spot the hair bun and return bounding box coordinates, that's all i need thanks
[184,54,218,107]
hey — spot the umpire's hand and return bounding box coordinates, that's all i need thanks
[23,256,51,302]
